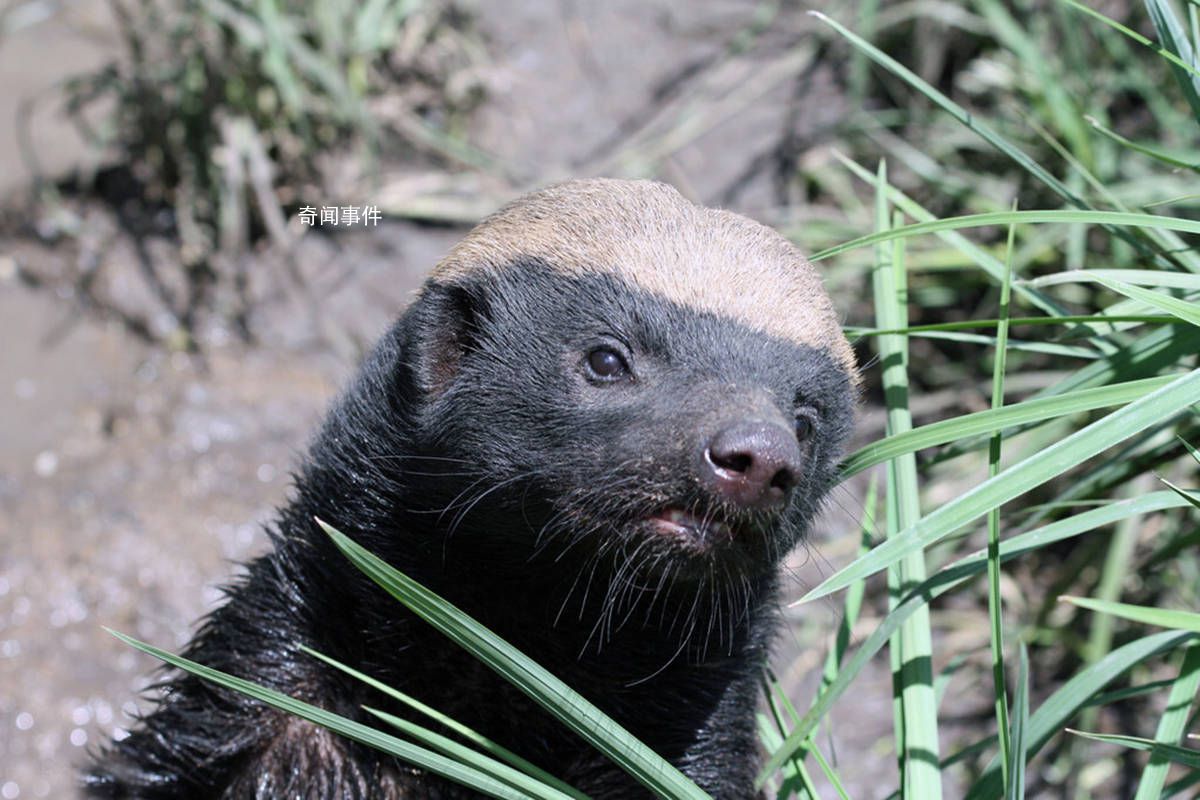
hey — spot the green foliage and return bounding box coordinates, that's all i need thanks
[69,0,480,214]
[773,0,1200,796]
[58,0,482,345]
[105,627,541,799]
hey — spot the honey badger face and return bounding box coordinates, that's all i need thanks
[406,264,854,574]
[394,180,856,601]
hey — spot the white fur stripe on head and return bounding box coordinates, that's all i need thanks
[432,179,856,375]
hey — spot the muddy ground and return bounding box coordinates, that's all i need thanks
[0,2,929,797]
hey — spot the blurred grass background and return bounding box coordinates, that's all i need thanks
[0,0,1197,797]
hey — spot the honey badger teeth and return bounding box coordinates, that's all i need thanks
[649,507,736,544]
[87,178,858,800]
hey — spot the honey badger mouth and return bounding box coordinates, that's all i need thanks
[649,507,736,546]
[643,504,779,556]
[537,477,791,578]
[577,487,790,568]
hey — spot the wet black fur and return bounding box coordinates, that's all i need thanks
[85,259,856,799]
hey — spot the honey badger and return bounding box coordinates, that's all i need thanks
[86,179,858,799]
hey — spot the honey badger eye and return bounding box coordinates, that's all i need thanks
[585,347,629,381]
[794,410,817,441]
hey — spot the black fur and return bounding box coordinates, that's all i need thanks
[85,260,856,799]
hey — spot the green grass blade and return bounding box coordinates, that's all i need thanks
[104,629,533,800]
[831,151,1070,317]
[1057,0,1200,80]
[301,646,587,800]
[1084,115,1200,172]
[811,210,1200,263]
[1145,0,1200,121]
[1165,770,1200,799]
[1134,645,1200,800]
[841,376,1177,478]
[818,8,1200,270]
[1026,270,1200,290]
[848,315,1178,335]
[1005,644,1029,800]
[809,744,852,800]
[987,217,1016,793]
[317,520,710,800]
[760,677,821,799]
[963,631,1199,800]
[1162,478,1200,511]
[848,0,882,107]
[820,478,876,695]
[873,171,943,800]
[878,169,910,793]
[1084,678,1180,708]
[808,11,1091,211]
[1062,596,1200,633]
[761,492,1197,782]
[363,707,581,800]
[861,331,1099,359]
[1179,434,1200,466]
[756,709,817,799]
[1087,276,1200,327]
[1016,108,1200,274]
[760,481,879,796]
[973,0,1091,161]
[1026,428,1200,529]
[1145,193,1200,208]
[799,367,1200,604]
[1066,730,1200,769]
[1027,324,1200,400]
[775,479,877,796]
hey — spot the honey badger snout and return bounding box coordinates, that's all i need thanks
[697,419,803,510]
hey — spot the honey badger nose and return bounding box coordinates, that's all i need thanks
[700,421,803,510]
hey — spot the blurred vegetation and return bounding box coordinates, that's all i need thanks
[42,0,485,346]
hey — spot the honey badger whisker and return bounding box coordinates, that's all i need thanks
[623,611,698,688]
[595,539,648,647]
[361,453,479,480]
[565,540,610,626]
[442,470,542,539]
[531,466,646,555]
[88,179,858,800]
[608,538,663,630]
[829,481,869,531]
[432,472,496,526]
[364,453,476,465]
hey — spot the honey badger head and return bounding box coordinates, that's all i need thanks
[338,179,856,650]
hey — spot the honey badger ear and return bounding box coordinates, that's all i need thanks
[401,279,487,397]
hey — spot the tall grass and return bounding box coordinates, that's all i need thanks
[111,0,1199,797]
